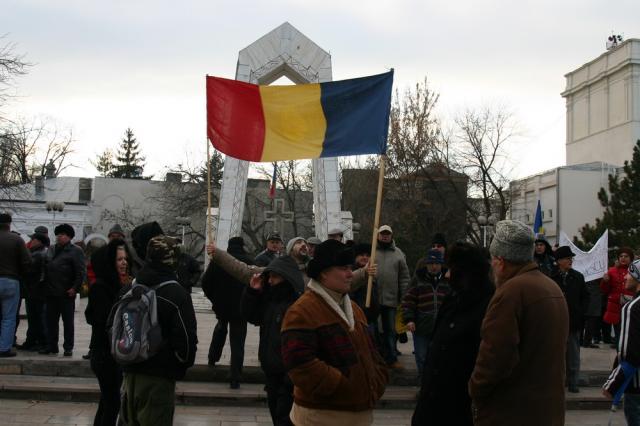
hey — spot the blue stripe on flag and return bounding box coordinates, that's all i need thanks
[319,71,393,158]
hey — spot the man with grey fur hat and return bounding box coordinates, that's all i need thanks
[469,220,569,426]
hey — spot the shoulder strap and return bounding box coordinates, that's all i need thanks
[153,280,180,290]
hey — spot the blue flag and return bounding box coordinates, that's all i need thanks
[533,200,543,234]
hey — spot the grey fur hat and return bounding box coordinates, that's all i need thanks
[489,220,534,263]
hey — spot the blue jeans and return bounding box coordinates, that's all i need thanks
[626,393,640,426]
[413,334,430,376]
[380,306,397,364]
[0,277,20,352]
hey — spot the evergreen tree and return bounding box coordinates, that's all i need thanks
[112,128,147,179]
[577,139,640,250]
[91,148,115,177]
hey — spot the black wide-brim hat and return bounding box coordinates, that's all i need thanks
[54,223,75,239]
[554,246,575,260]
[307,239,355,280]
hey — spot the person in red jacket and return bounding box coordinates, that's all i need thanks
[601,247,635,348]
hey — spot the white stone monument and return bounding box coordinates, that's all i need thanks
[215,22,351,249]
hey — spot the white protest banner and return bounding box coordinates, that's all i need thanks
[559,230,608,282]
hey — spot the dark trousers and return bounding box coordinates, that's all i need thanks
[45,296,75,351]
[583,316,601,346]
[265,373,294,426]
[24,298,47,346]
[208,317,247,382]
[90,354,122,426]
[566,330,581,389]
[123,373,175,426]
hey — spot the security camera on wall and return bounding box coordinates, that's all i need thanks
[606,34,624,50]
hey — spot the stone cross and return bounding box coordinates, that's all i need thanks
[264,198,294,235]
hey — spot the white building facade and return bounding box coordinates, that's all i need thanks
[562,39,640,166]
[510,163,619,244]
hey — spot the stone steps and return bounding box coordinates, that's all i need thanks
[0,374,615,410]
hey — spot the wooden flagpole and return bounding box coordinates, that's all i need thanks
[365,155,386,308]
[206,138,214,244]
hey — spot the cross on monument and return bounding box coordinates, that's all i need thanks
[264,198,294,237]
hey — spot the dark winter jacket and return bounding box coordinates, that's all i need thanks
[46,242,85,297]
[254,249,278,267]
[121,264,197,380]
[412,280,494,426]
[202,240,255,321]
[552,268,589,332]
[402,269,450,336]
[534,240,556,277]
[86,277,122,356]
[24,246,48,301]
[0,229,31,281]
[176,253,201,292]
[86,240,131,358]
[240,255,303,375]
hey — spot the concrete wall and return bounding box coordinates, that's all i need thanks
[557,167,613,241]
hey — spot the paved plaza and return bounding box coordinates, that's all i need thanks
[0,399,628,426]
[2,289,625,426]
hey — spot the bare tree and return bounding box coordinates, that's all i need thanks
[452,106,519,235]
[0,117,74,186]
[0,35,31,118]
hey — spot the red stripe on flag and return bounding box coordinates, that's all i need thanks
[206,77,265,162]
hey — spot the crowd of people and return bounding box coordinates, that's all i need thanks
[2,211,640,425]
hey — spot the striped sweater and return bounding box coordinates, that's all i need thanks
[401,273,450,336]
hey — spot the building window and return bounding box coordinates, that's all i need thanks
[541,211,545,219]
[548,209,553,218]
[525,214,530,223]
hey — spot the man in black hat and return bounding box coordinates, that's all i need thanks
[552,245,589,393]
[255,233,283,267]
[18,232,50,351]
[0,213,31,357]
[40,223,85,356]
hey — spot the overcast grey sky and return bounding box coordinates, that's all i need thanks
[2,0,638,180]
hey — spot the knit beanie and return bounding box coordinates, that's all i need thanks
[489,220,534,263]
[286,237,306,255]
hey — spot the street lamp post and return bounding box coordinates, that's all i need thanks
[175,216,191,242]
[477,214,498,248]
[45,201,65,227]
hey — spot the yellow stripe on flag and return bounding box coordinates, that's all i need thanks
[259,84,326,162]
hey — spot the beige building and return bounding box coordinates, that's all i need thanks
[510,163,619,244]
[562,39,640,166]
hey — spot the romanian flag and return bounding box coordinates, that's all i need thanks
[206,71,393,162]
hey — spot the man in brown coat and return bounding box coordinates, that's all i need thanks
[469,220,569,426]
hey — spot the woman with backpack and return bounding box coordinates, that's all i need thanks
[85,239,133,426]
